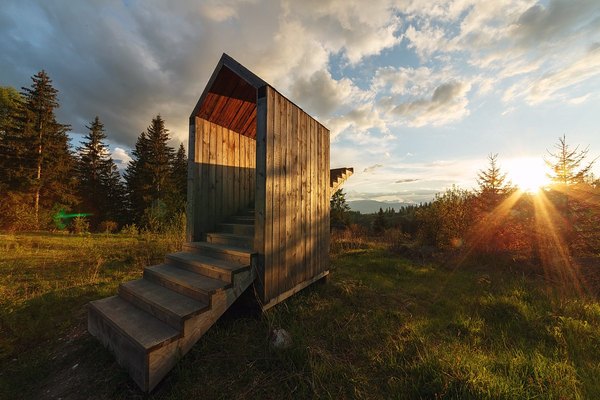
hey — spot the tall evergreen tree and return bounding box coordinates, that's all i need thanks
[3,71,76,228]
[476,153,512,211]
[124,115,175,226]
[76,116,125,228]
[171,142,187,209]
[545,135,596,188]
[0,87,22,186]
[373,207,388,234]
[330,189,350,229]
[544,135,598,247]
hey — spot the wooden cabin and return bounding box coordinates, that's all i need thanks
[88,53,353,392]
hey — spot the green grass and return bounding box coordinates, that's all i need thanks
[1,233,599,399]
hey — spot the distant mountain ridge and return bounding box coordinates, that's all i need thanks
[348,200,416,214]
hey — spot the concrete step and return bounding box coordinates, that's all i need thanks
[183,242,252,264]
[218,222,254,236]
[119,279,209,330]
[144,264,230,304]
[206,232,253,250]
[165,252,249,283]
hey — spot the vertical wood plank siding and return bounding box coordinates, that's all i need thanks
[188,117,256,240]
[255,87,331,303]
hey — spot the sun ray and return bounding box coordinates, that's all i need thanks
[532,191,589,296]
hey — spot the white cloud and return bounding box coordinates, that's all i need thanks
[527,44,600,104]
[112,147,132,168]
[290,69,370,118]
[404,23,448,59]
[568,93,592,105]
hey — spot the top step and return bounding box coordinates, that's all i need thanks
[183,242,252,264]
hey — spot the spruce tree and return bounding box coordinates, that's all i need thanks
[124,115,175,227]
[0,87,22,187]
[476,153,512,211]
[330,189,350,229]
[373,207,388,234]
[545,135,596,188]
[76,116,125,229]
[7,71,76,228]
[171,142,187,210]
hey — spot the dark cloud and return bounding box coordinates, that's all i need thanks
[513,0,600,47]
[395,178,419,183]
[390,81,470,126]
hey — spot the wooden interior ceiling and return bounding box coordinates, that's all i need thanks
[197,66,258,139]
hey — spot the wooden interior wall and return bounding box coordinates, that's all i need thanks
[255,86,330,304]
[188,117,256,241]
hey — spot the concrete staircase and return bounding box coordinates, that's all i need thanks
[88,208,255,392]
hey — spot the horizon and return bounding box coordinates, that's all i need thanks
[2,0,600,203]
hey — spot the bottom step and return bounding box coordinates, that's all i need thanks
[88,267,256,392]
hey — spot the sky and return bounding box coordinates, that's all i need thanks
[2,0,600,204]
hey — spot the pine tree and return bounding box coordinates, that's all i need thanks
[171,142,187,209]
[476,153,512,211]
[5,71,77,228]
[124,115,176,227]
[544,135,598,248]
[76,116,125,229]
[373,207,388,234]
[330,189,350,229]
[125,131,146,224]
[545,135,596,188]
[0,87,22,187]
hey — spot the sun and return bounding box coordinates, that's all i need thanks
[504,157,550,193]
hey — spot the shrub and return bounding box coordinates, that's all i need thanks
[120,223,139,236]
[70,217,89,234]
[99,220,118,234]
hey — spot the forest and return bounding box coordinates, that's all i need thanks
[0,71,186,234]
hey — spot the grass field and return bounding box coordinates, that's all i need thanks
[1,233,599,399]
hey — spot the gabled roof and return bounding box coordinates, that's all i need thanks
[190,53,267,138]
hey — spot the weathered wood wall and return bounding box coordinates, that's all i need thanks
[255,86,330,305]
[187,117,256,241]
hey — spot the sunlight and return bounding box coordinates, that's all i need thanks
[505,157,550,193]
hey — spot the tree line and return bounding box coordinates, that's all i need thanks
[332,140,599,259]
[0,71,187,232]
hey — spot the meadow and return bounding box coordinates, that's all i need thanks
[1,232,599,399]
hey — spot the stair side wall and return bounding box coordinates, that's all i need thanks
[146,268,255,391]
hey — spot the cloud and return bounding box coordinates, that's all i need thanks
[389,81,471,126]
[289,69,369,118]
[568,93,592,105]
[326,103,387,138]
[404,23,448,59]
[363,164,383,173]
[112,147,132,168]
[0,0,402,149]
[527,44,600,104]
[511,0,600,48]
[395,178,419,183]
